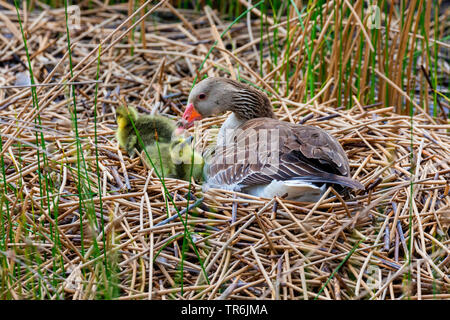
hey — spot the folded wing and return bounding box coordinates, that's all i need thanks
[205,118,364,191]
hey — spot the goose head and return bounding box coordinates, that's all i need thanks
[182,77,275,128]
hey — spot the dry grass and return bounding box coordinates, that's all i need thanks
[0,1,449,299]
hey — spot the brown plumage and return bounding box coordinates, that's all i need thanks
[182,77,364,200]
[206,118,362,190]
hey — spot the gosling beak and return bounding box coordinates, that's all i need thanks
[182,103,202,128]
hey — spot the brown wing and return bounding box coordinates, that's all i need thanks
[205,118,364,190]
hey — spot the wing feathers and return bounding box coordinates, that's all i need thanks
[206,117,363,191]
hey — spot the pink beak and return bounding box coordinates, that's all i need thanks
[181,103,202,128]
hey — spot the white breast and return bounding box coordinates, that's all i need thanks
[243,180,326,202]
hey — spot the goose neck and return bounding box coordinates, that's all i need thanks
[217,112,245,146]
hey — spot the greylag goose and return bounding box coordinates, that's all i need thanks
[182,77,364,201]
[116,106,204,181]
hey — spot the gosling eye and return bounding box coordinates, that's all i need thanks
[198,93,206,100]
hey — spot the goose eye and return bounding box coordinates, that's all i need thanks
[198,93,206,100]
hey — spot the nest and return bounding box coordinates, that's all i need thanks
[0,2,449,300]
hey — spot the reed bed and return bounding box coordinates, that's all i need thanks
[0,1,449,300]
